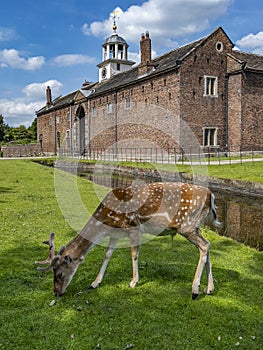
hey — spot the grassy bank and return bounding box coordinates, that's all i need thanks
[0,160,262,349]
[117,161,263,184]
[33,157,263,183]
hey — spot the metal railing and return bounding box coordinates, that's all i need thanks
[59,146,263,165]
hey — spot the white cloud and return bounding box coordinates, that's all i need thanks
[0,49,45,70]
[236,32,263,55]
[52,54,95,66]
[82,0,232,50]
[22,80,63,100]
[0,80,63,126]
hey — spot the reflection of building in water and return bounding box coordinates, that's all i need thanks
[216,196,263,251]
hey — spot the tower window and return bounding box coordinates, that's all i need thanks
[117,63,121,71]
[118,45,124,59]
[204,76,218,96]
[110,45,116,59]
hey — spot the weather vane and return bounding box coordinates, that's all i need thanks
[110,10,120,33]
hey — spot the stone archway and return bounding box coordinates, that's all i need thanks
[76,105,86,155]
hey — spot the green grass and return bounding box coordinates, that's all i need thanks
[118,161,263,183]
[0,160,262,350]
[33,158,263,183]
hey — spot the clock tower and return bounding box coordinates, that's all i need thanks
[97,12,135,82]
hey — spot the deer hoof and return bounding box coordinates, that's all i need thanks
[203,287,214,295]
[192,293,199,300]
[87,283,100,290]
[87,285,95,290]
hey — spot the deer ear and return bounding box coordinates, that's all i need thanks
[59,246,66,255]
[64,255,72,265]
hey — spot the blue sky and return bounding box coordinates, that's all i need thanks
[0,0,262,127]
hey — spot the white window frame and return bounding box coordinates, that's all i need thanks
[204,75,218,97]
[203,127,218,147]
[125,97,130,109]
[107,102,112,114]
[92,106,96,116]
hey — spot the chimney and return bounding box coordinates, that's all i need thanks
[138,31,153,76]
[140,31,151,65]
[46,86,52,107]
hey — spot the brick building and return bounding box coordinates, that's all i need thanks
[36,26,263,157]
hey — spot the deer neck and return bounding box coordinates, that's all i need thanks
[64,217,106,260]
[63,234,93,260]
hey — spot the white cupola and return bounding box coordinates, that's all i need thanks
[97,14,135,82]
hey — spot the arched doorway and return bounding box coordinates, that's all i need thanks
[76,106,86,155]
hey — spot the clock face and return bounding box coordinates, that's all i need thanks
[102,67,107,78]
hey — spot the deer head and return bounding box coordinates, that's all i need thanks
[35,232,84,296]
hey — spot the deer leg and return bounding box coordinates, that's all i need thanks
[129,230,140,288]
[184,228,213,299]
[130,245,140,288]
[88,237,118,289]
[204,250,214,296]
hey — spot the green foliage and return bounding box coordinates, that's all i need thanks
[0,115,37,144]
[0,160,262,350]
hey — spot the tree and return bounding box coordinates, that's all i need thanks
[28,118,37,140]
[0,116,37,144]
[0,114,4,141]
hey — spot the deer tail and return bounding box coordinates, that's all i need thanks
[210,193,222,227]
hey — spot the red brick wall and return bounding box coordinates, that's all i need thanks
[227,73,242,152]
[180,29,233,152]
[241,71,263,151]
[37,107,71,154]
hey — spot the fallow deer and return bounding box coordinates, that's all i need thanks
[36,182,221,299]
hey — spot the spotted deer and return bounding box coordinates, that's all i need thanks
[36,182,221,299]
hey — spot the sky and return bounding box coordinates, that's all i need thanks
[0,0,262,127]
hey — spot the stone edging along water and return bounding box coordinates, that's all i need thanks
[36,159,263,199]
[78,163,263,199]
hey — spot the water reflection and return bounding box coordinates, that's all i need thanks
[80,169,263,251]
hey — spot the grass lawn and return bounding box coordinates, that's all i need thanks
[0,159,262,350]
[117,161,263,183]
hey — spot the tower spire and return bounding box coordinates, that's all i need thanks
[111,10,120,33]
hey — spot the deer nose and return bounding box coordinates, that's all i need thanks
[54,290,63,297]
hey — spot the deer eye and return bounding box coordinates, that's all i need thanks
[57,271,63,279]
